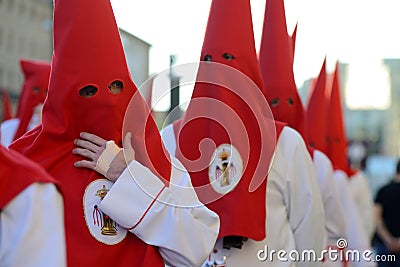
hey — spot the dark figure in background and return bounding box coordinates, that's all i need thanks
[374,159,400,266]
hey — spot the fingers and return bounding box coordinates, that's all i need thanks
[73,132,106,164]
[123,132,135,162]
[72,147,97,161]
[74,138,102,153]
[74,160,96,170]
[123,132,132,148]
[79,132,107,147]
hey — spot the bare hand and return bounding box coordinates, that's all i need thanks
[73,132,107,170]
[73,132,135,182]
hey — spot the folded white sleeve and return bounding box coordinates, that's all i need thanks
[99,156,220,267]
[0,183,66,267]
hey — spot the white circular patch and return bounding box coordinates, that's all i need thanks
[83,179,127,245]
[208,144,243,194]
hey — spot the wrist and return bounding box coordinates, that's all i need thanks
[105,150,128,182]
[94,140,122,178]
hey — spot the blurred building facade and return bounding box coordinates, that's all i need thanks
[119,29,151,89]
[0,0,53,100]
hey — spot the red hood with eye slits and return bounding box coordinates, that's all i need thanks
[10,0,170,179]
[10,0,169,265]
[306,57,328,153]
[259,0,307,140]
[174,0,276,241]
[13,59,50,141]
[10,1,135,166]
[326,62,350,174]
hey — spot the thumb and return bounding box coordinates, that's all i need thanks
[123,132,135,163]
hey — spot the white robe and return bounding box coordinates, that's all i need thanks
[313,150,346,244]
[348,171,375,241]
[0,183,67,267]
[1,104,43,147]
[333,170,376,267]
[313,150,346,267]
[0,118,19,147]
[100,156,220,267]
[2,152,219,267]
[161,124,325,267]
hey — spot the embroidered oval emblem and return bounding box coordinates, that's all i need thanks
[83,179,127,245]
[208,144,243,194]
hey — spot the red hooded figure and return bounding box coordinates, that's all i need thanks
[326,62,350,173]
[306,57,329,154]
[259,0,307,140]
[174,0,276,241]
[10,0,170,265]
[13,59,50,141]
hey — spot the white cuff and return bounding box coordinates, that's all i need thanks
[99,160,166,229]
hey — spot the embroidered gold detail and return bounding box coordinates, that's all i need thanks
[94,185,117,236]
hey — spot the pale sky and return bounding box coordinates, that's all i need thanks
[110,0,400,85]
[110,0,400,110]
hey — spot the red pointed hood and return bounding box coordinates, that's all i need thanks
[13,59,50,140]
[259,0,307,140]
[199,0,264,89]
[1,89,12,121]
[11,0,170,181]
[10,0,170,265]
[326,62,349,172]
[306,57,328,153]
[175,0,276,241]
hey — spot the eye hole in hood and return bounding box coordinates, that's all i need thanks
[203,54,213,61]
[222,53,235,60]
[32,87,40,94]
[108,80,123,94]
[270,98,280,107]
[79,85,98,98]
